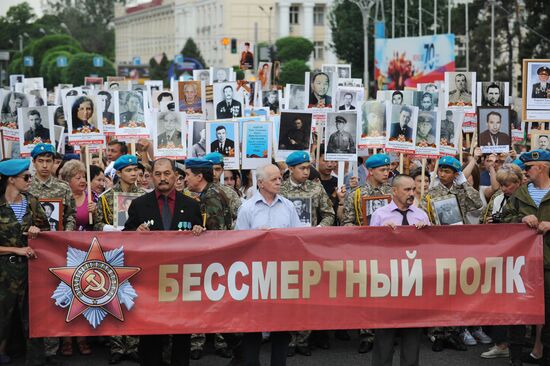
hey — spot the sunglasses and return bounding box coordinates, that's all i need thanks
[524,165,534,171]
[17,174,32,182]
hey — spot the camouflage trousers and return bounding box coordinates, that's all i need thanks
[289,331,311,348]
[110,335,139,355]
[190,333,228,351]
[0,261,45,366]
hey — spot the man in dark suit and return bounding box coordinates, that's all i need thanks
[210,125,235,157]
[216,85,242,119]
[41,202,59,231]
[532,66,550,99]
[338,92,356,110]
[478,111,511,147]
[24,109,50,143]
[124,158,205,366]
[389,106,413,142]
[157,111,182,148]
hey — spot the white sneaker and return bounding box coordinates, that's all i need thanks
[480,345,509,358]
[472,327,492,344]
[460,329,477,346]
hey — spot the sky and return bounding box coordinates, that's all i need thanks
[1,0,47,18]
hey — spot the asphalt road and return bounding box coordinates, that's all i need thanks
[10,332,521,366]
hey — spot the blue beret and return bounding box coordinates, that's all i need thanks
[520,149,550,163]
[31,143,56,159]
[365,153,391,169]
[185,157,213,169]
[286,151,310,167]
[512,159,526,170]
[0,159,30,177]
[438,156,462,172]
[114,154,138,171]
[204,152,224,165]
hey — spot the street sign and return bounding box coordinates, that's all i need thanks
[0,51,9,61]
[56,56,68,68]
[375,21,385,38]
[23,56,34,67]
[132,56,141,66]
[93,56,104,67]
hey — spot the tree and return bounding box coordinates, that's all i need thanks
[275,37,314,62]
[149,53,171,87]
[280,60,310,85]
[63,53,116,85]
[520,0,550,59]
[180,38,207,68]
[40,51,73,87]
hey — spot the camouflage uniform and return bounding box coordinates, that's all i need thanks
[93,182,145,357]
[280,178,335,227]
[29,175,75,356]
[94,182,146,230]
[421,181,482,341]
[0,193,49,366]
[342,182,393,226]
[190,182,232,354]
[29,176,76,231]
[220,184,241,229]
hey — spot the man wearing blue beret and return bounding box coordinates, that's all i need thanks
[204,152,241,226]
[503,149,550,365]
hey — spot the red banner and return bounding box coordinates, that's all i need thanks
[29,225,543,337]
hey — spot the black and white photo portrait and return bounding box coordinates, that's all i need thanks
[278,112,312,151]
[157,111,183,149]
[214,83,243,119]
[326,112,357,155]
[477,107,511,153]
[290,197,312,227]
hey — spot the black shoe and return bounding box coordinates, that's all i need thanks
[216,348,233,359]
[313,336,330,350]
[190,349,203,360]
[358,339,373,354]
[335,330,351,341]
[444,334,467,351]
[432,338,445,352]
[127,352,140,363]
[510,359,524,366]
[296,345,312,356]
[287,346,296,357]
[45,356,63,366]
[521,352,542,364]
[109,353,124,365]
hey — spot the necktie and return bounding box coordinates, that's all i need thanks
[397,209,409,226]
[162,195,172,230]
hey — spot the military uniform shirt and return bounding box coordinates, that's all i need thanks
[29,175,76,231]
[280,178,335,227]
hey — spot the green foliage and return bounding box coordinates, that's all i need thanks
[520,0,550,59]
[329,1,364,77]
[25,34,81,76]
[7,56,25,75]
[180,38,207,68]
[63,52,116,85]
[149,53,171,87]
[280,60,310,85]
[275,37,314,62]
[232,66,245,81]
[40,51,73,87]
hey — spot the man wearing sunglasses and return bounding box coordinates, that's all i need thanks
[503,150,550,366]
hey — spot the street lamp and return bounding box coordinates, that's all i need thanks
[349,0,376,97]
[258,5,273,44]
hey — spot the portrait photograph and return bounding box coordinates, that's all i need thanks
[377,90,415,106]
[277,111,313,152]
[359,100,386,148]
[28,89,47,107]
[445,71,476,110]
[213,82,243,119]
[39,198,63,231]
[415,110,441,158]
[67,96,101,134]
[476,81,509,107]
[439,109,463,156]
[206,121,240,169]
[258,62,272,92]
[262,89,280,114]
[23,77,44,92]
[116,90,146,128]
[361,195,392,226]
[431,195,464,225]
[96,90,115,131]
[321,64,337,75]
[113,192,142,229]
[188,120,207,157]
[385,103,418,151]
[18,106,53,148]
[325,111,358,161]
[523,59,550,122]
[530,130,550,151]
[239,41,255,70]
[1,92,29,130]
[477,106,511,154]
[237,80,255,108]
[414,91,439,112]
[337,90,358,111]
[287,84,306,110]
[154,111,186,159]
[152,91,174,110]
[290,197,312,227]
[178,81,205,116]
[193,69,211,84]
[306,71,334,109]
[336,65,352,79]
[211,67,233,84]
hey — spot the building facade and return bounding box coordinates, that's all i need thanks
[114,0,337,69]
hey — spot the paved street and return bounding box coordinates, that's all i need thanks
[11,333,519,365]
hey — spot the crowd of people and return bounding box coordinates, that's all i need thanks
[0,130,549,366]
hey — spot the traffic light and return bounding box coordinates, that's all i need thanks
[231,38,237,54]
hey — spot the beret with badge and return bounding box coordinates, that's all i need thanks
[286,151,311,167]
[520,149,550,163]
[31,143,56,159]
[204,152,224,165]
[114,154,139,171]
[0,159,31,177]
[365,153,391,169]
[185,157,213,169]
[438,156,462,172]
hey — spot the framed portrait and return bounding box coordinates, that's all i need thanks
[476,81,509,107]
[239,41,255,71]
[152,91,174,110]
[444,72,476,111]
[262,89,281,115]
[113,192,142,229]
[115,90,146,129]
[289,197,312,227]
[530,130,550,151]
[359,100,387,148]
[325,111,358,161]
[276,111,313,160]
[477,106,511,154]
[430,194,464,225]
[286,84,306,110]
[415,110,441,158]
[439,109,464,156]
[305,71,335,110]
[336,64,352,79]
[39,198,63,231]
[177,80,205,116]
[361,195,392,226]
[206,120,240,169]
[213,82,243,119]
[188,120,207,158]
[522,59,550,122]
[414,91,439,112]
[193,69,211,84]
[153,111,186,159]
[211,67,234,84]
[258,62,272,91]
[385,103,418,153]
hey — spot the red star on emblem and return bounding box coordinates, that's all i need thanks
[49,238,140,323]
